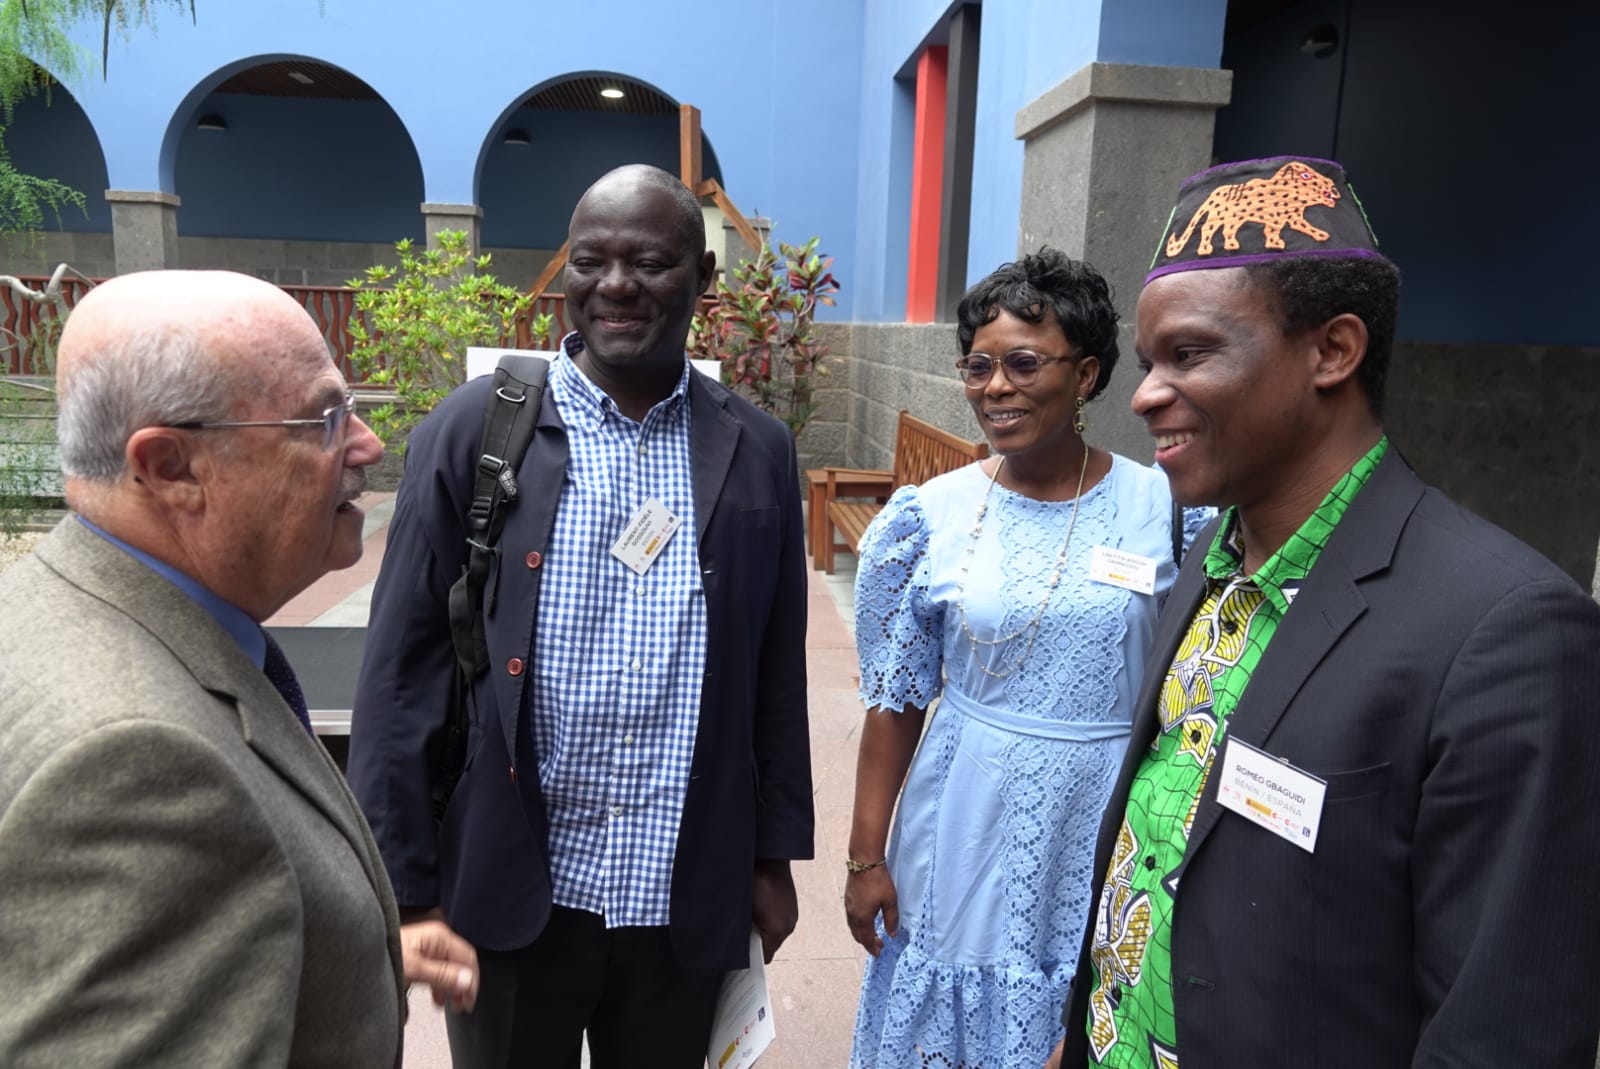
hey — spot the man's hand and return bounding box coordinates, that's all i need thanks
[843,865,897,957]
[401,918,479,1012]
[751,858,799,964]
[1043,1038,1064,1069]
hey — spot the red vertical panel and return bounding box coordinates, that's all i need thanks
[906,46,947,323]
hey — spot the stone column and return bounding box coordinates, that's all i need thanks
[1015,62,1232,462]
[421,202,482,255]
[105,190,180,274]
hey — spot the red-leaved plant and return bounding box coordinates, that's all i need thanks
[688,237,840,437]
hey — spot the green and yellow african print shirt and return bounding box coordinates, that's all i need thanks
[1084,437,1389,1068]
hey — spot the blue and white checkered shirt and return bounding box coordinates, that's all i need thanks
[532,337,707,927]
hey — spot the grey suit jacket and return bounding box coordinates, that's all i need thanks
[0,519,405,1068]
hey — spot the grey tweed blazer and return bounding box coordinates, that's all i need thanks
[0,518,405,1068]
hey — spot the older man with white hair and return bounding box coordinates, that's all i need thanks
[0,270,474,1067]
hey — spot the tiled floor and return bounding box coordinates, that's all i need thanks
[267,499,870,1068]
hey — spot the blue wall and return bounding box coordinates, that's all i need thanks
[848,0,1227,321]
[174,94,422,242]
[37,0,866,312]
[479,109,721,250]
[34,0,1583,345]
[4,86,110,231]
[1217,0,1600,345]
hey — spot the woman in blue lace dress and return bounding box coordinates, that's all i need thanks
[843,249,1208,1069]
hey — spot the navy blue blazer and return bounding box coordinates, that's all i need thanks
[347,366,813,973]
[1060,450,1600,1067]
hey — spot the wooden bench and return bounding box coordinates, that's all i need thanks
[815,410,988,574]
[806,467,895,570]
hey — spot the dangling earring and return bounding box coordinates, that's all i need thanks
[1073,395,1087,435]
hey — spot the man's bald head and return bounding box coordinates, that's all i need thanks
[571,164,706,259]
[57,270,325,484]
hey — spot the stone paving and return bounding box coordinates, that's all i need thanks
[264,493,870,1068]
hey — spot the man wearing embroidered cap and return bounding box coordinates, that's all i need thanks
[1046,157,1600,1067]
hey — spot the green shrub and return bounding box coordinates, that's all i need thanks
[346,230,544,449]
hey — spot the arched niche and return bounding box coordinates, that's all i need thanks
[474,71,723,288]
[166,56,425,284]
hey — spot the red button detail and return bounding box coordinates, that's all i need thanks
[525,551,542,569]
[509,765,517,782]
[506,657,525,676]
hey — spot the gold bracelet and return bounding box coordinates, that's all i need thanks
[845,857,886,874]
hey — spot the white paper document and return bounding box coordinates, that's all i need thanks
[706,929,776,1068]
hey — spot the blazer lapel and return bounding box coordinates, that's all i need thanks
[1175,451,1425,875]
[1087,517,1219,892]
[33,519,386,896]
[1129,533,1216,772]
[688,372,741,548]
[235,677,379,872]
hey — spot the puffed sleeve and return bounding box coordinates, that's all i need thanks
[853,485,942,712]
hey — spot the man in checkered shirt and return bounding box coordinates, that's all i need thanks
[349,164,813,1068]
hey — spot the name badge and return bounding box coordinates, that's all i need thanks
[1088,545,1158,595]
[611,498,681,576]
[1215,738,1327,853]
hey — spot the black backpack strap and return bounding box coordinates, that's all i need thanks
[435,355,548,821]
[1172,498,1185,567]
[447,354,549,679]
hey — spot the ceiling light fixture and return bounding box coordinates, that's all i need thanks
[288,70,315,85]
[599,86,625,100]
[503,128,531,145]
[197,113,226,131]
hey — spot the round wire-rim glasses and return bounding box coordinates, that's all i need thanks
[956,349,1079,389]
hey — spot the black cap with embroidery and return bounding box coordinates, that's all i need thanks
[1146,156,1386,284]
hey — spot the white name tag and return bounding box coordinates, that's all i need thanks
[1088,545,1158,595]
[1215,738,1327,853]
[610,498,681,576]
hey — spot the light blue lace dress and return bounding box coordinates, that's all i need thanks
[848,455,1209,1069]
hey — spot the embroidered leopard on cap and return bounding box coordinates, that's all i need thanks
[1147,156,1385,284]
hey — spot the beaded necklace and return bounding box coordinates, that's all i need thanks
[955,446,1091,679]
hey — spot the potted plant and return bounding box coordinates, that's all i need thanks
[687,236,840,438]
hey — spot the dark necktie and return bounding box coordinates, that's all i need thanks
[262,633,315,737]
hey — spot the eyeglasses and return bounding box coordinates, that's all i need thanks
[167,392,357,451]
[956,349,1078,388]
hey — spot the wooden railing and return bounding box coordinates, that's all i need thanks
[0,278,574,383]
[286,285,366,380]
[0,274,96,376]
[279,286,572,382]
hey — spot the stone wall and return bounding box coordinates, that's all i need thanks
[0,232,116,280]
[0,234,560,290]
[838,322,984,470]
[1386,342,1600,587]
[790,321,853,476]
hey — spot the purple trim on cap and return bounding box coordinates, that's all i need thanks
[1144,246,1391,285]
[1179,155,1346,188]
